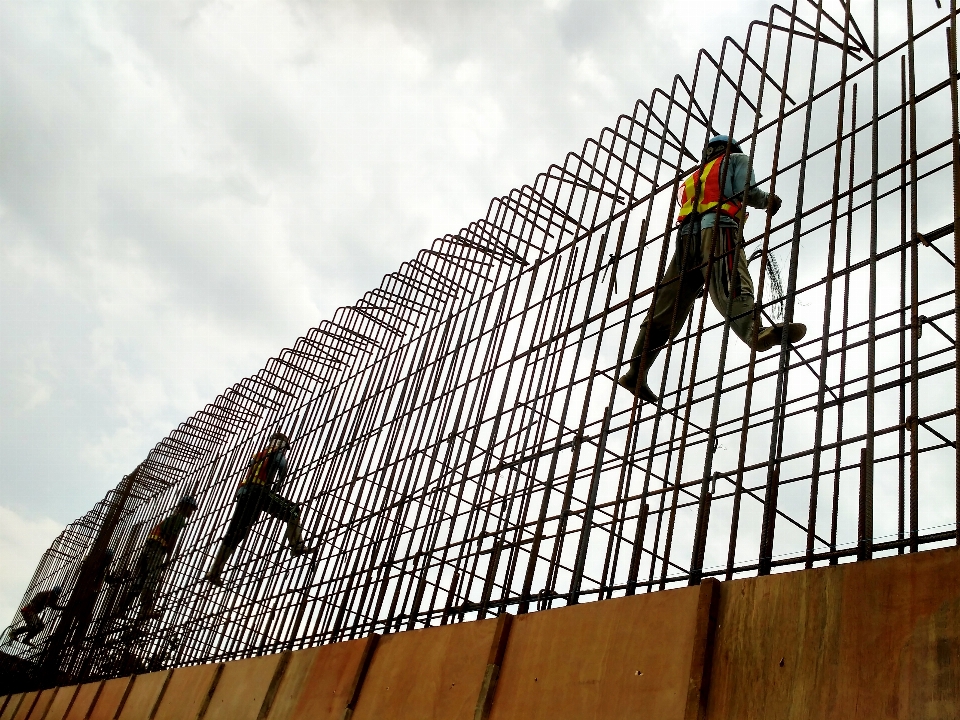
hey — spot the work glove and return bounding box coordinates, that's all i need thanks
[768,194,782,215]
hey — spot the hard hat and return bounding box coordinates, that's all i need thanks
[707,135,744,154]
[178,495,198,510]
[51,586,62,596]
[270,431,290,445]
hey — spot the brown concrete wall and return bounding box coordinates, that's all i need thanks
[0,694,22,720]
[115,671,169,720]
[488,582,715,720]
[202,653,284,720]
[43,685,79,720]
[264,637,373,720]
[350,617,504,720]
[17,546,960,720]
[24,688,55,720]
[62,682,101,720]
[151,664,221,720]
[87,677,131,720]
[705,545,960,720]
[10,691,37,720]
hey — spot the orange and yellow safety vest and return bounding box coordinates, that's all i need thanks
[241,447,278,488]
[146,513,187,551]
[677,154,743,224]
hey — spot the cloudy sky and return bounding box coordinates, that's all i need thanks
[0,0,777,622]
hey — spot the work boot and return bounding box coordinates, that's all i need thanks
[753,323,807,352]
[617,334,661,404]
[285,518,308,556]
[205,546,231,586]
[617,375,659,404]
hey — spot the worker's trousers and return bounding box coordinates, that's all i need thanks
[629,224,758,365]
[123,541,167,616]
[222,484,302,552]
[10,607,43,642]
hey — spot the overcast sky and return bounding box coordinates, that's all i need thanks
[0,0,778,622]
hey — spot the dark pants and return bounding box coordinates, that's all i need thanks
[10,607,43,643]
[623,225,759,386]
[222,484,301,552]
[117,541,167,618]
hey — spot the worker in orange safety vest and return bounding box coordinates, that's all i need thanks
[205,432,309,586]
[618,135,806,403]
[115,495,197,621]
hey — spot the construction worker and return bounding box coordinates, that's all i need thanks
[8,587,63,645]
[618,135,806,403]
[115,496,197,620]
[205,432,308,586]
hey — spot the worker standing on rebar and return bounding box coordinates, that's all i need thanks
[7,587,64,645]
[205,432,308,586]
[115,496,197,621]
[618,135,806,403]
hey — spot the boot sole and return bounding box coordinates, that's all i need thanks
[756,323,807,352]
[617,376,659,404]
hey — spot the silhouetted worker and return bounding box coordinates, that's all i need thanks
[8,587,63,645]
[205,432,308,586]
[116,495,197,620]
[618,135,806,403]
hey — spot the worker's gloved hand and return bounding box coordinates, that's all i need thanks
[768,194,782,215]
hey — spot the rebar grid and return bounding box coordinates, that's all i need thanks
[6,0,960,686]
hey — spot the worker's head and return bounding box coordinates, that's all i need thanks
[178,495,198,516]
[50,586,62,598]
[704,135,743,160]
[269,431,290,449]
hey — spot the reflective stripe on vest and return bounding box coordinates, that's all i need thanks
[676,154,743,224]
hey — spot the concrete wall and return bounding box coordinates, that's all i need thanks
[85,678,130,720]
[8,545,960,719]
[706,545,960,720]
[488,582,715,720]
[61,682,100,720]
[44,685,79,720]
[10,691,38,720]
[263,637,372,720]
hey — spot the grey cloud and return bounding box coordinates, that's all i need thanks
[0,0,768,575]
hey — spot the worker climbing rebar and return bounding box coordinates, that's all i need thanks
[115,495,197,621]
[205,432,309,586]
[6,587,64,646]
[618,135,807,403]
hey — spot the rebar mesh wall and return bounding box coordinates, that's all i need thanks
[6,0,960,684]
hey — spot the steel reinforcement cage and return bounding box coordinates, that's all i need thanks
[6,0,960,686]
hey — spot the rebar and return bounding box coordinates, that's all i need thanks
[5,0,960,689]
